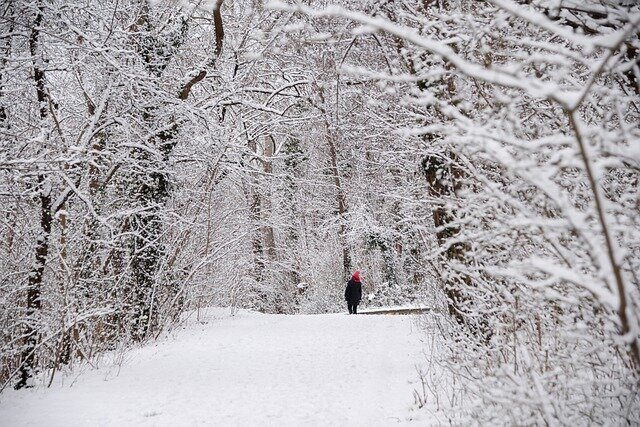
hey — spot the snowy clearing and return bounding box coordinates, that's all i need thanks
[0,309,431,426]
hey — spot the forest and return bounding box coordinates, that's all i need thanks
[1,0,639,424]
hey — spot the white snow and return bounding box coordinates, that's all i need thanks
[0,309,428,426]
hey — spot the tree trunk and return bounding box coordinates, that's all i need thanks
[262,135,277,263]
[421,152,468,326]
[125,2,213,340]
[17,177,51,389]
[16,2,50,389]
[316,84,351,278]
[247,136,265,283]
[380,0,487,337]
[128,122,176,342]
[327,135,351,276]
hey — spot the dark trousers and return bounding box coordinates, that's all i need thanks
[348,302,358,314]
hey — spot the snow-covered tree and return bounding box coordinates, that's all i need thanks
[275,0,640,423]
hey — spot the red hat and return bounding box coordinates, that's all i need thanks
[352,271,360,281]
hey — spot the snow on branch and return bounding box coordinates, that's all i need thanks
[268,1,640,111]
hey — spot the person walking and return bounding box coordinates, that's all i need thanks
[344,271,362,314]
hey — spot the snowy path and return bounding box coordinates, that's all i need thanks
[0,309,427,426]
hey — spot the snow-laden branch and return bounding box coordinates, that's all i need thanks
[268,0,640,111]
[488,0,633,50]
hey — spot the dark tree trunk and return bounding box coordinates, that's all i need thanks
[128,123,176,342]
[422,153,490,341]
[125,2,212,340]
[17,178,52,389]
[16,2,50,390]
[379,0,490,339]
[129,198,164,341]
[422,153,468,326]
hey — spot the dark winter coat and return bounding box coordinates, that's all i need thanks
[344,279,362,304]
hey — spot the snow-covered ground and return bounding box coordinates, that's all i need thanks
[0,309,430,426]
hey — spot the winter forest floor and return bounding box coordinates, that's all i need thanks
[0,308,437,426]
